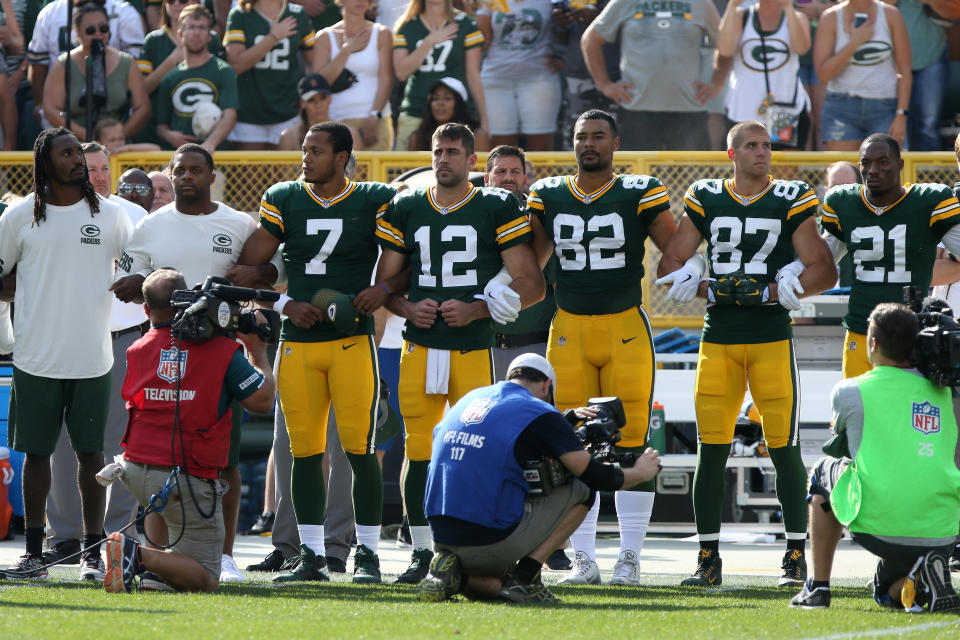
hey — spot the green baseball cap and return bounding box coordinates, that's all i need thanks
[310,289,360,335]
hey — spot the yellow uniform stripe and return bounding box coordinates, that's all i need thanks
[137,60,153,73]
[821,202,836,215]
[930,199,960,226]
[260,200,282,216]
[376,228,405,248]
[786,199,818,220]
[378,219,404,240]
[637,193,669,213]
[497,227,531,245]
[526,200,544,211]
[496,216,528,236]
[683,196,705,217]
[301,31,315,45]
[496,221,530,241]
[393,35,407,47]
[260,209,284,230]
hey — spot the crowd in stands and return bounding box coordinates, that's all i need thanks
[0,0,956,156]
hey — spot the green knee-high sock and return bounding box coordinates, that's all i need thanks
[291,453,325,525]
[345,451,383,526]
[403,460,430,526]
[693,443,730,537]
[767,445,809,538]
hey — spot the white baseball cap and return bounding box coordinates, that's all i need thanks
[432,77,469,103]
[507,353,556,388]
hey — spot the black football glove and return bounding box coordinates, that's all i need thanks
[734,275,770,306]
[706,272,738,304]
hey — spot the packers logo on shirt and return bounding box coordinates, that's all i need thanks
[80,224,101,245]
[171,79,219,117]
[212,233,232,254]
[740,38,790,72]
[851,41,892,66]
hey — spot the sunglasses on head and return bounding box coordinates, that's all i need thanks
[118,182,153,196]
[84,23,110,36]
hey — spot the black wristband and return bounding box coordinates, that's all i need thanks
[577,458,625,492]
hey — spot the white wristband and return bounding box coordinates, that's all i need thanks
[273,294,291,314]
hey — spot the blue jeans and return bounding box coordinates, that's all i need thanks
[821,92,896,144]
[909,49,950,151]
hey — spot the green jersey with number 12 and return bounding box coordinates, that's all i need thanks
[821,182,960,335]
[260,179,396,343]
[526,174,670,315]
[684,177,818,344]
[376,185,530,350]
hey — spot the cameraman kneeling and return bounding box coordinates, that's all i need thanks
[104,269,275,593]
[417,354,661,603]
[791,303,960,612]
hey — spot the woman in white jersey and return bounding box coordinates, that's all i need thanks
[716,0,811,150]
[313,0,394,150]
[813,0,910,150]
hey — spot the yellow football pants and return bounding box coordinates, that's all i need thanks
[398,342,494,461]
[842,330,872,379]
[547,306,655,448]
[694,340,799,448]
[276,337,379,457]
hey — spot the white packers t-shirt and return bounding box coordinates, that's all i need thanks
[0,194,133,378]
[117,202,257,288]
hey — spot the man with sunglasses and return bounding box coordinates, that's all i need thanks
[116,169,155,212]
[40,141,148,574]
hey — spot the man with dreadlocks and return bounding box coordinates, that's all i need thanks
[0,128,133,580]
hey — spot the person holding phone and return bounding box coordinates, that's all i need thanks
[812,0,911,150]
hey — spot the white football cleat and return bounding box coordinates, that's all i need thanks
[220,554,245,583]
[609,550,640,585]
[557,551,601,585]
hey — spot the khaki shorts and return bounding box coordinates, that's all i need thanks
[120,459,225,581]
[435,479,589,577]
[395,113,422,151]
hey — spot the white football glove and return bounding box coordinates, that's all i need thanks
[654,254,707,303]
[476,280,521,325]
[775,260,805,311]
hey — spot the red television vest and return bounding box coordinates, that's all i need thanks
[121,326,241,479]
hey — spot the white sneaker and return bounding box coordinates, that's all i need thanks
[557,551,601,585]
[609,550,640,585]
[79,553,105,581]
[220,554,245,583]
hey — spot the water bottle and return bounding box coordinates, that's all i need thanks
[648,402,666,453]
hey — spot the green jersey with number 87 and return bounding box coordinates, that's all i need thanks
[821,183,960,335]
[224,3,315,125]
[393,12,484,118]
[376,185,530,350]
[526,174,670,315]
[684,178,818,344]
[259,179,396,342]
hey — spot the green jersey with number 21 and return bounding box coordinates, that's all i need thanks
[821,182,960,335]
[259,179,396,342]
[684,178,818,344]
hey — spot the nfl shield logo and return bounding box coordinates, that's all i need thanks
[461,398,496,425]
[158,348,188,383]
[912,401,941,435]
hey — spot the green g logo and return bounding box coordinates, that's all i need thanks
[851,41,892,66]
[740,38,791,72]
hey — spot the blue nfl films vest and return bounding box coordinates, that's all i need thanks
[425,382,558,529]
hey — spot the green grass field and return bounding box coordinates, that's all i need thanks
[3,573,959,639]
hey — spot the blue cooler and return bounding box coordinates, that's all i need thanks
[0,366,23,516]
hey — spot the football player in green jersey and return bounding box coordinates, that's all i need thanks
[524,109,677,586]
[237,122,400,584]
[375,123,544,584]
[224,0,316,149]
[819,133,960,379]
[658,121,836,588]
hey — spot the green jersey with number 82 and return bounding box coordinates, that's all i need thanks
[526,174,670,315]
[684,177,818,344]
[260,179,396,342]
[821,183,960,335]
[376,185,530,350]
[224,3,315,125]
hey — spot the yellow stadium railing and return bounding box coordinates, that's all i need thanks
[1,150,956,329]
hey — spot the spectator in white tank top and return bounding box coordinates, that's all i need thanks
[313,0,394,150]
[813,0,911,151]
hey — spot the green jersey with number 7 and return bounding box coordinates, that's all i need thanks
[259,179,396,342]
[684,178,818,344]
[821,182,960,336]
[526,174,671,316]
